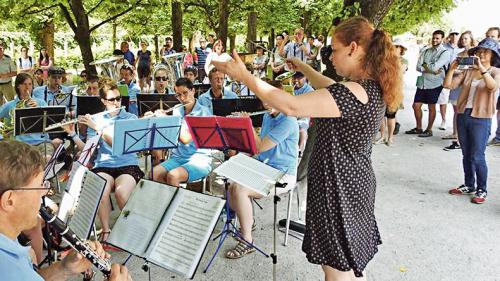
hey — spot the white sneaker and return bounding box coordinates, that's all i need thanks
[439,120,446,130]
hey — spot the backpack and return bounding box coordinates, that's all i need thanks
[18,56,33,67]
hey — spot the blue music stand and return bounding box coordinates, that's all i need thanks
[112,116,182,179]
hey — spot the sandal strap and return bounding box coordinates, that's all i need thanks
[227,241,255,258]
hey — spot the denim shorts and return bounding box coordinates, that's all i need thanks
[161,155,212,182]
[414,86,442,104]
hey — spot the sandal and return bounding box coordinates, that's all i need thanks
[405,128,423,135]
[418,130,433,138]
[226,241,256,259]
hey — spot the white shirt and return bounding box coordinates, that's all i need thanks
[17,57,33,70]
[466,79,481,109]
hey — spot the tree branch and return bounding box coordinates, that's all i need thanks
[58,3,77,33]
[24,3,59,15]
[86,0,104,16]
[89,0,142,32]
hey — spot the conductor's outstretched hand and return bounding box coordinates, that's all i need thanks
[211,50,249,83]
[284,57,307,73]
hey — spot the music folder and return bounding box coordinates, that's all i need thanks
[212,97,264,127]
[213,153,285,196]
[49,92,74,111]
[107,179,225,279]
[14,106,66,136]
[112,116,182,155]
[137,94,179,116]
[185,116,258,155]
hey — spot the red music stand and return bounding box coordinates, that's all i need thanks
[185,116,258,155]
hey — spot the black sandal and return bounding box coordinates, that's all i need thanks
[405,128,423,134]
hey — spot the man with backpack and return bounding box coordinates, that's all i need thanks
[406,30,451,137]
[17,46,34,73]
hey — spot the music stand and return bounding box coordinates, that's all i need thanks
[137,94,179,116]
[212,97,265,127]
[112,116,182,179]
[76,96,105,116]
[185,116,269,273]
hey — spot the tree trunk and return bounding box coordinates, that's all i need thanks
[69,0,96,75]
[154,34,159,63]
[217,0,229,49]
[269,28,275,50]
[172,0,183,52]
[229,33,236,52]
[246,11,257,53]
[40,20,55,63]
[112,21,117,50]
[359,0,395,27]
[302,10,312,35]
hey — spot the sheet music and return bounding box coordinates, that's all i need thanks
[77,134,101,166]
[214,153,285,196]
[57,162,87,222]
[146,189,225,279]
[107,180,178,256]
[68,171,106,239]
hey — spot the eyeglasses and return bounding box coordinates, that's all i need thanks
[1,180,51,196]
[155,76,168,82]
[80,74,87,78]
[104,96,122,102]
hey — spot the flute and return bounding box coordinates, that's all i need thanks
[230,110,271,117]
[45,106,125,131]
[39,206,112,277]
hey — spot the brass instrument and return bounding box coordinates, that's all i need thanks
[161,53,185,89]
[90,55,124,81]
[0,98,32,139]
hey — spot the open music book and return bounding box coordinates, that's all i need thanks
[107,180,225,279]
[214,153,286,196]
[57,162,107,239]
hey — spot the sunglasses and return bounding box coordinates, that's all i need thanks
[155,76,168,82]
[104,96,122,102]
[1,180,51,196]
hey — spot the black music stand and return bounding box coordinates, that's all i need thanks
[194,83,211,98]
[184,116,268,273]
[112,116,182,179]
[212,97,265,127]
[76,96,105,116]
[137,94,179,116]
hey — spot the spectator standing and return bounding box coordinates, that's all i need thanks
[38,47,52,80]
[136,41,152,91]
[271,35,286,80]
[120,41,135,66]
[0,42,16,105]
[279,28,310,71]
[17,46,34,73]
[252,45,268,79]
[194,38,210,82]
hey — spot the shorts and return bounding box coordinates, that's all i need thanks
[298,117,310,130]
[414,86,442,104]
[137,65,151,79]
[449,87,461,105]
[161,156,212,182]
[437,88,450,105]
[385,110,397,119]
[92,165,145,183]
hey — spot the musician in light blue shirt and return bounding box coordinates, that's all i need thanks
[292,72,314,152]
[119,64,140,116]
[198,67,238,114]
[63,78,143,243]
[226,80,299,259]
[153,78,213,186]
[32,67,71,110]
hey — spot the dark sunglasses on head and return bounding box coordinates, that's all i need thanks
[155,76,168,82]
[104,96,122,102]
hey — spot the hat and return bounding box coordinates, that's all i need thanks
[449,30,460,35]
[392,38,409,50]
[48,66,65,76]
[468,38,500,67]
[292,72,305,78]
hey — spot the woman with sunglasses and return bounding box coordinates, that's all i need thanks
[151,66,173,95]
[63,78,144,246]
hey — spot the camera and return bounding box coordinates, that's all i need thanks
[457,57,478,69]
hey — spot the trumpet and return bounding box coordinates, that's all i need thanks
[229,110,271,117]
[45,106,125,131]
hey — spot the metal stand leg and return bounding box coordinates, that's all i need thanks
[284,188,294,246]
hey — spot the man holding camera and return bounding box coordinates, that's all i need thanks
[279,28,310,72]
[406,30,451,138]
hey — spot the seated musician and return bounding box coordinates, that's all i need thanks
[184,66,200,84]
[198,67,238,114]
[63,78,144,245]
[226,80,299,259]
[0,140,131,281]
[73,75,99,97]
[0,73,55,156]
[152,78,212,186]
[118,64,140,116]
[151,65,173,95]
[32,67,71,107]
[292,72,314,153]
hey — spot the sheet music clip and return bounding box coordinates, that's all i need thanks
[77,134,101,167]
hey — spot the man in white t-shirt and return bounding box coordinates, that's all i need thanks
[17,47,34,73]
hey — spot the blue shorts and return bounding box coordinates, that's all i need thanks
[414,86,442,104]
[160,155,212,182]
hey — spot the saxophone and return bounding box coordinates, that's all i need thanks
[0,98,30,139]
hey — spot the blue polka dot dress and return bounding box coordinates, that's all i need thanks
[302,80,385,277]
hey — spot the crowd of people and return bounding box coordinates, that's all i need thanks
[0,17,498,281]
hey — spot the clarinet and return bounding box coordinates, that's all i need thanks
[39,206,112,277]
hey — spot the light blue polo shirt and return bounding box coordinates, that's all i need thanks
[198,88,238,114]
[33,85,72,110]
[171,99,212,160]
[257,112,299,176]
[0,233,43,281]
[294,83,313,130]
[0,96,50,145]
[88,109,140,168]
